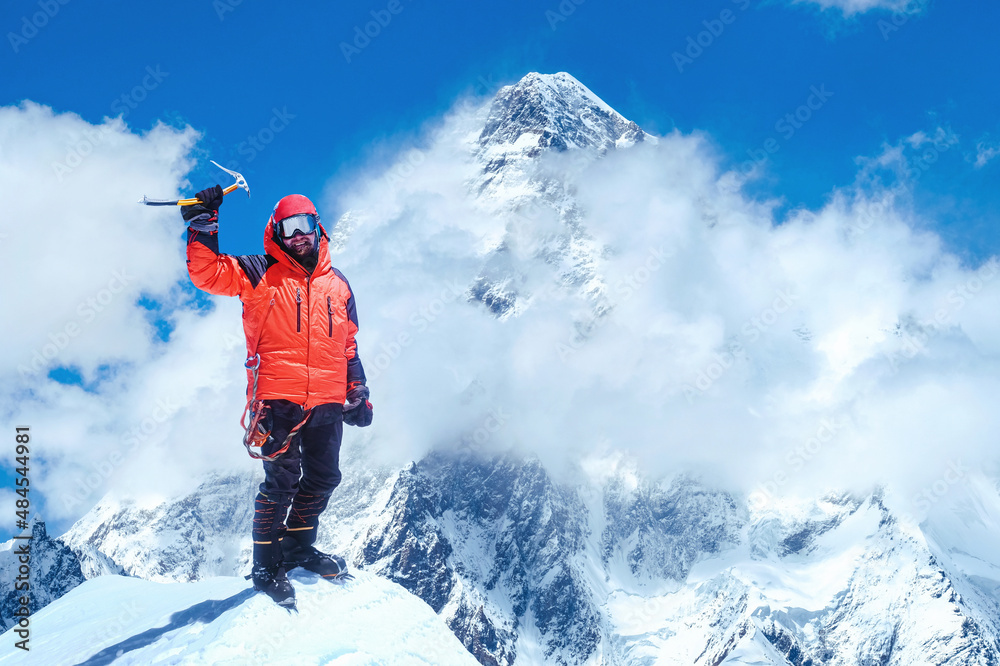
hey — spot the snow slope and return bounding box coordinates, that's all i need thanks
[0,569,477,665]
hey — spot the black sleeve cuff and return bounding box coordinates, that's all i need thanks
[347,355,367,386]
[186,212,219,233]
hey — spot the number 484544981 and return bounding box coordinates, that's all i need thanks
[15,428,29,520]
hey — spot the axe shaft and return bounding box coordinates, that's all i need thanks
[140,159,249,206]
[141,183,241,207]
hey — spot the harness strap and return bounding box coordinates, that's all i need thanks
[242,397,312,462]
[240,355,265,457]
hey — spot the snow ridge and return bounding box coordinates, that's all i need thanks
[0,570,477,665]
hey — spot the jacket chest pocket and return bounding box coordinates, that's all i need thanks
[327,296,334,337]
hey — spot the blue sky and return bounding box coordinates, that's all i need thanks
[4,0,998,258]
[2,0,998,540]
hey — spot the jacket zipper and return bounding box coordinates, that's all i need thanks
[305,281,312,401]
[296,288,302,333]
[327,296,334,337]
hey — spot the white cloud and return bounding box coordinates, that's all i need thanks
[853,125,958,194]
[905,127,958,150]
[323,101,1000,520]
[791,0,924,17]
[0,103,256,532]
[0,489,16,536]
[973,139,1000,168]
[0,102,196,381]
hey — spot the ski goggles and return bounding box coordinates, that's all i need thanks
[275,213,319,239]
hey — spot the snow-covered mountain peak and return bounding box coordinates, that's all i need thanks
[478,72,647,156]
[334,71,654,321]
[463,72,654,318]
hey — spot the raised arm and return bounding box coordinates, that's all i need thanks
[184,185,248,298]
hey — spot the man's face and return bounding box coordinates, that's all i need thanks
[281,230,317,258]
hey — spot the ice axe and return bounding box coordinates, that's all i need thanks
[139,160,250,206]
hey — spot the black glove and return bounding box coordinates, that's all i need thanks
[181,184,224,229]
[343,383,373,427]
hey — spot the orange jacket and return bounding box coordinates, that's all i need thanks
[186,219,365,409]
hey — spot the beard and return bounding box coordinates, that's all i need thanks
[283,232,319,272]
[285,232,316,257]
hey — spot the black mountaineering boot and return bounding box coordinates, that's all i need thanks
[281,538,354,583]
[248,563,297,609]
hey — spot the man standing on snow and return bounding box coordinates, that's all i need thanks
[183,185,373,608]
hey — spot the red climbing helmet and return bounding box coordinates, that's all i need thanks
[271,194,320,238]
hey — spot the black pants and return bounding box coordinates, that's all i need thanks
[252,400,343,568]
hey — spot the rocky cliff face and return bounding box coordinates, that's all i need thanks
[0,521,86,632]
[355,453,598,665]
